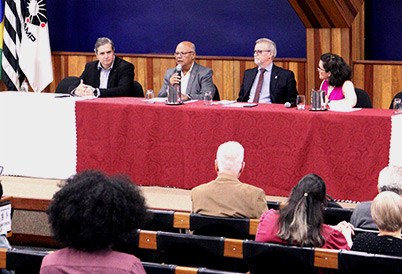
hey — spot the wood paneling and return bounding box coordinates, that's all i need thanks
[288,0,364,28]
[353,61,402,109]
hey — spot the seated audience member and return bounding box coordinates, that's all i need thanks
[352,191,402,256]
[0,180,12,274]
[318,53,357,108]
[237,38,298,104]
[191,141,267,219]
[40,170,148,274]
[255,174,353,249]
[70,37,135,97]
[351,165,402,230]
[158,41,215,100]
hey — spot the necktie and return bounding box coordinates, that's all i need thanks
[253,68,266,103]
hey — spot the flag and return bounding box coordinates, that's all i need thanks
[19,0,53,92]
[0,1,5,79]
[2,0,25,91]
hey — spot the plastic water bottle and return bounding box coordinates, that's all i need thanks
[21,80,29,93]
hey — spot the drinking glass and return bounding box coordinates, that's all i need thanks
[145,89,155,104]
[296,95,306,110]
[394,98,402,113]
[204,91,212,105]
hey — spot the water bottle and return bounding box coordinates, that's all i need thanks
[21,80,29,93]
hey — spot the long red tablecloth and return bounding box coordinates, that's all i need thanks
[76,99,392,201]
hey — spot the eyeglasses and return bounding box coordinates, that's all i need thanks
[317,67,325,72]
[254,50,271,55]
[174,51,194,57]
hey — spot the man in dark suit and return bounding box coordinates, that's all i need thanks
[237,38,298,104]
[72,37,134,97]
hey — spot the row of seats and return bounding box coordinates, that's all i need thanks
[143,205,361,241]
[0,248,244,274]
[115,230,400,274]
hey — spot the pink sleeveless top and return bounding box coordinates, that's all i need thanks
[322,80,345,100]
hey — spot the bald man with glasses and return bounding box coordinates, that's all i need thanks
[237,38,298,105]
[158,41,215,100]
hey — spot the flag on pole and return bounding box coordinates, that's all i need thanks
[2,0,25,91]
[19,0,53,92]
[0,1,5,79]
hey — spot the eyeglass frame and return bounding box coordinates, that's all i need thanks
[174,51,194,57]
[253,49,271,55]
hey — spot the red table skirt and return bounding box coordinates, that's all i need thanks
[76,98,392,202]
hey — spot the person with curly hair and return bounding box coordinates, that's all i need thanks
[318,53,357,108]
[40,170,148,274]
[255,174,353,249]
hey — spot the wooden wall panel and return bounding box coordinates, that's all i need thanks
[353,61,402,109]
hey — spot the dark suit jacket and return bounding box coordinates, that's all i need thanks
[77,56,135,97]
[237,64,298,104]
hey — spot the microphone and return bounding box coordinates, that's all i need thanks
[176,64,182,78]
[284,102,296,108]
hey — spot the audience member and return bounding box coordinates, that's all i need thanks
[40,170,148,274]
[71,37,135,97]
[191,141,267,219]
[0,180,12,274]
[352,191,402,256]
[351,165,402,230]
[237,38,298,104]
[158,41,215,100]
[255,174,353,249]
[318,53,357,108]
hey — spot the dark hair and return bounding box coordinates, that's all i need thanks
[47,170,148,251]
[320,53,351,87]
[277,174,327,247]
[94,37,115,53]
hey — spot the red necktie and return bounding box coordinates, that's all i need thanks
[253,68,266,103]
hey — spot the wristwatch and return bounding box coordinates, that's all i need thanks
[187,94,192,100]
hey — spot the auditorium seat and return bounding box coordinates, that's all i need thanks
[213,84,220,101]
[190,213,254,240]
[132,80,144,97]
[55,76,80,94]
[338,249,402,274]
[354,88,372,108]
[243,240,317,274]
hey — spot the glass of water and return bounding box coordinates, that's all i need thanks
[296,95,306,110]
[204,91,212,105]
[394,98,402,113]
[145,89,155,104]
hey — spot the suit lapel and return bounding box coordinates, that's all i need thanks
[187,62,198,93]
[270,65,279,102]
[245,68,258,99]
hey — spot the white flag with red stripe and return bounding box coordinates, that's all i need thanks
[19,0,53,92]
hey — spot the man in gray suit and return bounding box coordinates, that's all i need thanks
[158,41,215,100]
[350,165,402,230]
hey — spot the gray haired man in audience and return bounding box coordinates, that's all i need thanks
[191,141,268,219]
[350,165,402,230]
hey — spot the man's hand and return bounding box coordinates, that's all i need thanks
[169,73,181,85]
[74,80,95,97]
[181,93,189,101]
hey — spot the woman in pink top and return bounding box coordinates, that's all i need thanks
[318,53,357,108]
[256,174,353,249]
